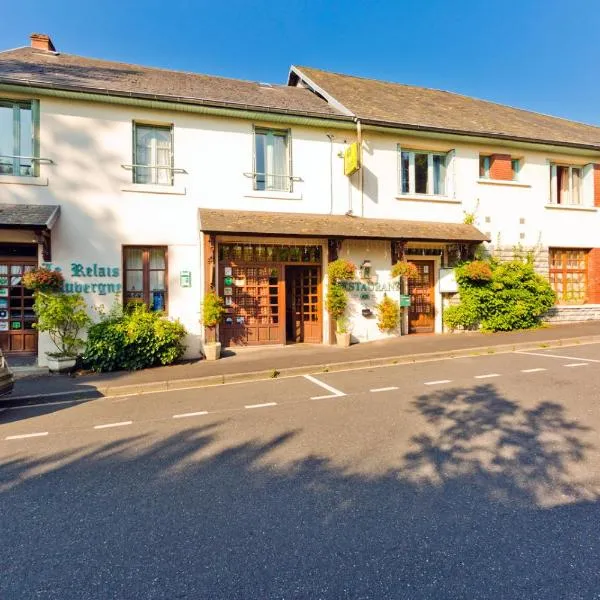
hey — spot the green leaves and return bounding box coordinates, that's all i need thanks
[444,258,556,332]
[83,304,187,372]
[33,292,90,356]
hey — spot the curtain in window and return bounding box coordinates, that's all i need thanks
[135,125,172,185]
[0,102,33,176]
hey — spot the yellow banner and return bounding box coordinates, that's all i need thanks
[344,142,360,176]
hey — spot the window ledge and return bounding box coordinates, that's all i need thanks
[477,178,530,188]
[244,190,302,201]
[545,203,597,212]
[0,175,48,186]
[395,194,460,204]
[121,184,186,195]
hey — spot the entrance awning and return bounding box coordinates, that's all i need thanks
[198,208,489,243]
[0,204,60,261]
[0,204,60,230]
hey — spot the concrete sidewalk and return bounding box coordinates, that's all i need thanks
[5,321,600,405]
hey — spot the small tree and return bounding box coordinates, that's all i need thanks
[202,291,225,343]
[34,292,91,357]
[375,295,400,332]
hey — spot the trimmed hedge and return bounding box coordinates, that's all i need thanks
[443,258,556,332]
[84,304,187,372]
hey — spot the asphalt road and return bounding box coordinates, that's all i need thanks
[2,343,600,599]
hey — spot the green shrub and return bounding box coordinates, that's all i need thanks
[34,292,91,357]
[327,259,356,284]
[202,291,225,343]
[327,283,348,330]
[375,295,399,332]
[84,304,187,372]
[326,259,356,331]
[443,258,556,332]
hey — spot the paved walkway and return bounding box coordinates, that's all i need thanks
[6,321,600,403]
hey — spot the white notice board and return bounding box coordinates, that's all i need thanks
[439,268,458,293]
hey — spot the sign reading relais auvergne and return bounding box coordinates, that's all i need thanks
[43,262,122,295]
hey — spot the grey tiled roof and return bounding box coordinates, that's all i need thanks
[0,47,346,119]
[291,66,600,150]
[0,204,60,228]
[199,208,489,243]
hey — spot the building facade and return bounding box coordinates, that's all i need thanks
[1,34,600,364]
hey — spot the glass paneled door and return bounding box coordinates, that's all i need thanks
[408,260,435,333]
[0,261,37,353]
[285,266,322,343]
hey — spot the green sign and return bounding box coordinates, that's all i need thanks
[399,295,411,307]
[224,276,233,286]
[180,271,192,288]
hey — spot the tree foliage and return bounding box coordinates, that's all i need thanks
[443,258,556,332]
[84,304,187,371]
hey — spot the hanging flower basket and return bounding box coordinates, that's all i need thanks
[391,261,419,279]
[22,267,64,292]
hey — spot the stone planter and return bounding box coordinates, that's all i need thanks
[335,332,351,348]
[204,342,222,361]
[46,355,77,373]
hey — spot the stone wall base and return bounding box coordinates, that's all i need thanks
[544,305,600,323]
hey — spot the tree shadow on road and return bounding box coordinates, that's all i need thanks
[1,385,598,599]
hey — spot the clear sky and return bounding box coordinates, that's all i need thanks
[2,0,600,125]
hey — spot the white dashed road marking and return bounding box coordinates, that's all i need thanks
[521,368,547,373]
[172,411,209,419]
[370,386,399,393]
[564,363,589,368]
[5,432,49,440]
[304,374,346,400]
[517,351,600,363]
[244,402,277,409]
[424,380,452,386]
[474,373,501,379]
[93,421,133,430]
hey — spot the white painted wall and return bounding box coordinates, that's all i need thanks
[2,90,600,358]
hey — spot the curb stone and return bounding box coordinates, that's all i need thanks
[3,334,599,408]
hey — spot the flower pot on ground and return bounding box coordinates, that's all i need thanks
[203,341,222,361]
[335,317,351,347]
[202,291,226,360]
[46,354,77,373]
[33,291,91,372]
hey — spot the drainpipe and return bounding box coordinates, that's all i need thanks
[356,118,364,217]
[326,134,334,214]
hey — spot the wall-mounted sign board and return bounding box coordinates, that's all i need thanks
[180,271,192,288]
[439,268,458,293]
[344,142,360,176]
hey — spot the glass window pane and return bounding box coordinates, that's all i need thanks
[19,105,32,176]
[269,132,288,191]
[149,270,165,291]
[149,248,165,269]
[125,248,143,269]
[255,132,266,190]
[134,125,172,185]
[126,270,143,292]
[414,153,428,194]
[572,168,581,205]
[433,154,446,195]
[401,151,410,193]
[479,156,489,178]
[0,104,14,175]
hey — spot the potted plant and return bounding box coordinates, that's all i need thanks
[390,260,419,280]
[33,292,91,373]
[22,266,64,293]
[326,259,356,347]
[375,294,400,333]
[202,290,225,360]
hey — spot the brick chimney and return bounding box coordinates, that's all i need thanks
[30,33,56,52]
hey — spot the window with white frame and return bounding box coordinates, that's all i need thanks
[550,164,583,205]
[0,100,38,177]
[398,148,447,195]
[254,128,290,192]
[133,123,173,185]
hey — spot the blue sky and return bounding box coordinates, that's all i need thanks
[2,0,600,125]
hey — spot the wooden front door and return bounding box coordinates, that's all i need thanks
[0,260,38,353]
[219,264,285,346]
[285,266,322,343]
[408,260,435,333]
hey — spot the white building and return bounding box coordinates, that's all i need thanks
[1,34,599,364]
